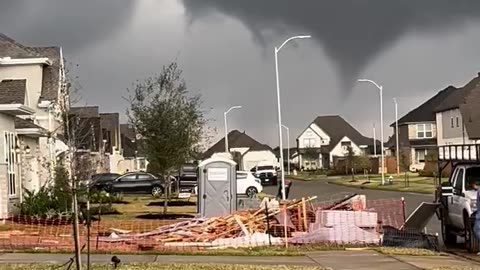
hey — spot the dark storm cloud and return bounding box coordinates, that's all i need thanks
[0,0,136,51]
[181,0,480,94]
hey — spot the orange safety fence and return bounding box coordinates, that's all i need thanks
[0,196,438,253]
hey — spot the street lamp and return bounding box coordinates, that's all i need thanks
[281,124,290,176]
[224,106,242,153]
[358,79,385,185]
[393,98,400,176]
[275,35,311,200]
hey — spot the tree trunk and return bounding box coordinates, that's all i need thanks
[72,178,82,270]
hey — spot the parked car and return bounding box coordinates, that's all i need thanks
[105,172,165,197]
[237,171,263,198]
[177,163,198,189]
[250,163,278,186]
[89,173,121,191]
[193,171,263,198]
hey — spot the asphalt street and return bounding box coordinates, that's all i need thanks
[263,178,441,235]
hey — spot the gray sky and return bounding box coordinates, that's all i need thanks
[2,0,480,147]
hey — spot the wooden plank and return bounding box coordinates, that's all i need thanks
[302,198,308,232]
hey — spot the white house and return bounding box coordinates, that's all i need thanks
[202,130,279,171]
[435,73,480,152]
[0,33,66,217]
[296,115,377,170]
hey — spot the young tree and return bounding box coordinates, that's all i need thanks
[128,62,207,214]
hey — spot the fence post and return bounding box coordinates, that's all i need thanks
[264,201,271,246]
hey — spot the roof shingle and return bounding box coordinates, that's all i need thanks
[31,47,61,101]
[202,130,273,159]
[435,74,480,113]
[0,33,40,58]
[0,79,27,104]
[391,86,457,126]
[312,115,375,152]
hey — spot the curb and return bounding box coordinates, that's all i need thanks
[327,181,433,195]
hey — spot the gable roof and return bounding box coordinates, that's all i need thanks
[0,33,40,58]
[202,130,273,159]
[31,46,62,101]
[460,79,480,139]
[0,33,63,102]
[435,73,480,113]
[391,86,457,127]
[312,115,374,152]
[0,79,27,104]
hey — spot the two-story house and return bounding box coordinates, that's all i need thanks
[435,73,480,149]
[0,33,66,218]
[296,115,377,170]
[387,86,457,171]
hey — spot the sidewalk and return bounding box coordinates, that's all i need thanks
[0,251,478,269]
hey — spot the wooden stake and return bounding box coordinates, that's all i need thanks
[297,205,302,231]
[302,198,308,232]
[283,204,288,248]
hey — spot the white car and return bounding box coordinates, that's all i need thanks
[236,171,263,198]
[193,171,263,198]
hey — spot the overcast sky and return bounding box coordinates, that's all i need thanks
[2,0,480,147]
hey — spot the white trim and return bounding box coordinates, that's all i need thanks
[0,57,52,66]
[0,104,35,115]
[37,100,53,108]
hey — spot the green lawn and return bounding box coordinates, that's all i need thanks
[288,172,327,181]
[0,264,327,270]
[329,173,446,194]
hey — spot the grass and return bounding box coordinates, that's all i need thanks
[0,264,328,270]
[329,173,444,194]
[375,247,438,256]
[98,196,197,221]
[288,172,327,181]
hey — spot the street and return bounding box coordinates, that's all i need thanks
[264,178,441,235]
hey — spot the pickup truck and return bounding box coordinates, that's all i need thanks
[437,144,480,252]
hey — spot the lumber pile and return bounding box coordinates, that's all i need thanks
[98,196,317,246]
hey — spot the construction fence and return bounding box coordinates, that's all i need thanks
[0,194,439,253]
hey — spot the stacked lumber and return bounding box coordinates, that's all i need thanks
[98,196,317,246]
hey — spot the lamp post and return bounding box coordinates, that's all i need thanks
[224,106,242,153]
[358,79,385,185]
[281,124,290,176]
[275,35,311,200]
[394,98,400,176]
[373,123,377,157]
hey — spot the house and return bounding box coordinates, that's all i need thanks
[435,73,480,147]
[202,130,279,171]
[116,123,148,173]
[296,115,377,170]
[273,147,299,169]
[0,33,66,217]
[387,86,457,171]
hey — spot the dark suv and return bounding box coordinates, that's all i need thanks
[105,172,165,197]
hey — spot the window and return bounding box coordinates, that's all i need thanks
[417,124,433,139]
[4,132,17,197]
[137,174,154,181]
[303,138,316,147]
[119,174,137,181]
[415,149,426,163]
[341,141,351,147]
[236,172,247,180]
[311,161,316,167]
[451,117,454,128]
[454,169,464,191]
[456,117,460,128]
[304,161,310,166]
[257,166,274,171]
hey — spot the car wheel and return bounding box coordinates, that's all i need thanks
[442,223,456,246]
[246,187,258,198]
[151,186,163,198]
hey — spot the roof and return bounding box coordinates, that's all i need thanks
[100,113,120,130]
[14,117,45,130]
[202,130,273,159]
[31,46,62,101]
[1,34,63,102]
[273,147,297,159]
[435,74,480,113]
[460,79,480,139]
[312,115,375,152]
[0,79,26,104]
[120,124,136,140]
[0,33,40,58]
[391,86,457,127]
[70,106,100,117]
